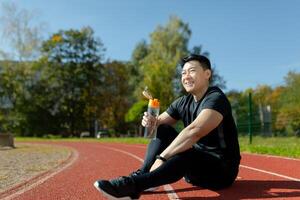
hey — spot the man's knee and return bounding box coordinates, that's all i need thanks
[157,124,173,133]
[156,124,178,142]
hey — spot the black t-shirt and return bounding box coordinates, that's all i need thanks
[166,86,241,163]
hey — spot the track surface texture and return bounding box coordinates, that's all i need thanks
[2,141,300,200]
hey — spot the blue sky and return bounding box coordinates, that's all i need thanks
[2,0,300,91]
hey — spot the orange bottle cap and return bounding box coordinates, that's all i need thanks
[149,98,160,108]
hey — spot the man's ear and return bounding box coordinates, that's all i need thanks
[205,69,212,80]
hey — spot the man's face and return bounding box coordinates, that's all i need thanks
[181,60,211,94]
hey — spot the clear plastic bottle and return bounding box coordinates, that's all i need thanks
[144,98,160,138]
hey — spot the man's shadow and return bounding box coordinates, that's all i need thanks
[145,180,300,199]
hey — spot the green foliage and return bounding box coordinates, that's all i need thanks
[124,16,228,135]
[36,27,105,136]
[125,100,148,123]
[253,85,273,105]
[5,12,299,139]
[100,61,132,133]
[0,27,106,136]
[227,72,300,137]
[129,40,149,99]
[142,16,190,109]
[0,61,34,133]
[275,71,300,135]
[127,15,227,125]
[130,16,190,111]
[276,106,300,135]
[280,71,300,105]
[124,16,191,130]
[227,88,265,135]
[0,27,133,137]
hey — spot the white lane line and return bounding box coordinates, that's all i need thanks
[163,184,180,200]
[240,165,300,182]
[1,147,79,200]
[117,143,148,149]
[121,144,300,183]
[102,146,180,200]
[242,152,300,161]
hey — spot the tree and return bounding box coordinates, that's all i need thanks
[226,89,241,121]
[276,71,300,135]
[191,45,209,57]
[127,40,149,100]
[253,85,273,106]
[252,85,273,136]
[0,1,45,61]
[226,89,251,134]
[268,86,285,133]
[138,16,191,110]
[126,16,227,134]
[0,2,45,134]
[29,27,106,136]
[100,61,132,134]
[124,16,191,134]
[0,60,32,133]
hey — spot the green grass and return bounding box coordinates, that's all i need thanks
[16,135,300,159]
[15,136,150,144]
[239,135,300,159]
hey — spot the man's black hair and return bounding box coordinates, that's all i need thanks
[179,54,211,70]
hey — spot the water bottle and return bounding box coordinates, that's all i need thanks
[144,98,160,138]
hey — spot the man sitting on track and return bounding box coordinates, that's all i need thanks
[94,54,241,200]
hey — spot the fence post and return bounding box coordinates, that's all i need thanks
[248,92,253,144]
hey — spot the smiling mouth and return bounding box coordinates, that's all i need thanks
[184,82,194,87]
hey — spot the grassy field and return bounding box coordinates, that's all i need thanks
[15,136,149,144]
[15,135,300,159]
[239,136,300,159]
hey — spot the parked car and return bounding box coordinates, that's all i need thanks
[80,131,90,138]
[96,129,109,138]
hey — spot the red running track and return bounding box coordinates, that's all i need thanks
[1,141,300,200]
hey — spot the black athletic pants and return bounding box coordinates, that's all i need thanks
[133,124,239,191]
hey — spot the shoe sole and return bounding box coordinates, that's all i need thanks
[144,187,158,192]
[93,181,138,200]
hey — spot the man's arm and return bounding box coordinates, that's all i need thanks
[142,111,177,129]
[150,109,223,171]
[157,111,177,126]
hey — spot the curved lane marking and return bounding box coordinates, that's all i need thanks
[102,145,180,200]
[240,165,300,182]
[119,144,300,182]
[242,152,300,161]
[1,147,79,200]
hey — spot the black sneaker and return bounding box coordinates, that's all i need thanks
[129,169,158,192]
[94,176,141,200]
[128,169,143,177]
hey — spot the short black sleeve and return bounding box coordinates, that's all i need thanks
[166,97,183,120]
[201,90,230,117]
[164,86,240,163]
